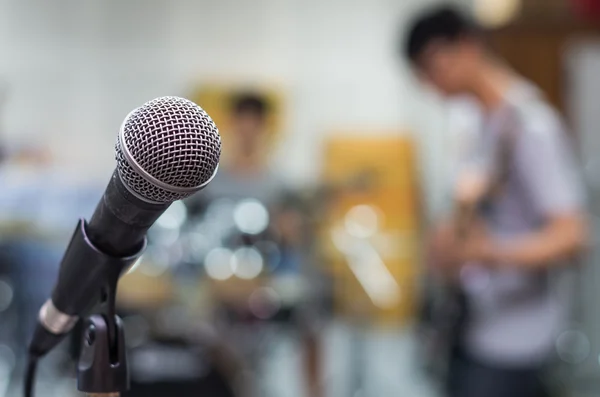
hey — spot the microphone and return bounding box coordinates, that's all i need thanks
[27,96,221,358]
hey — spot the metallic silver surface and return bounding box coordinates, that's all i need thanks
[39,299,79,335]
[116,96,221,204]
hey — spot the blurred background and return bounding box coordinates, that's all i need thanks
[0,0,599,396]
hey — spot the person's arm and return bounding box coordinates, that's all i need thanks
[469,212,587,268]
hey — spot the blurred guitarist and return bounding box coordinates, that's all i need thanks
[403,6,588,397]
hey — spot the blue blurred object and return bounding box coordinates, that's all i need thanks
[0,162,103,361]
[0,166,102,237]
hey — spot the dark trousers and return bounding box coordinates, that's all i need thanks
[447,350,548,397]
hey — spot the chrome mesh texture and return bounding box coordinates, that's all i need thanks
[115,96,221,203]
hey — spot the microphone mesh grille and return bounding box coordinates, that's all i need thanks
[115,96,221,203]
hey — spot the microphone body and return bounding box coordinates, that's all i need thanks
[28,96,221,358]
[87,170,169,257]
[34,172,166,343]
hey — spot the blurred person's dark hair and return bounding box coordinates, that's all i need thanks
[404,5,481,65]
[230,92,269,119]
[402,5,491,96]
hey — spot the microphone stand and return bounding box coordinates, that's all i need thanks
[70,221,133,397]
[76,247,131,397]
[77,313,128,397]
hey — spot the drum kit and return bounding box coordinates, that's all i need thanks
[116,196,310,396]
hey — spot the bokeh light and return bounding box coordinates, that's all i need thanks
[232,247,264,279]
[473,0,521,28]
[556,329,591,364]
[204,247,234,280]
[344,205,380,239]
[0,279,14,313]
[233,199,270,235]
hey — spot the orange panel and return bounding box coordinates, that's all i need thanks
[319,135,422,325]
[189,83,286,150]
[323,136,418,187]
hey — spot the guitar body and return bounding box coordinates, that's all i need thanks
[418,276,469,385]
[419,107,520,385]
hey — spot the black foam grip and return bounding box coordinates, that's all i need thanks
[50,219,143,317]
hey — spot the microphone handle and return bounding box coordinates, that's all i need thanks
[87,170,170,257]
[28,170,169,358]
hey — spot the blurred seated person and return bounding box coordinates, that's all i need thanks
[188,93,283,208]
[188,92,307,283]
[185,92,323,397]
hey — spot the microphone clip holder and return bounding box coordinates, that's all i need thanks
[78,314,128,396]
[63,219,145,396]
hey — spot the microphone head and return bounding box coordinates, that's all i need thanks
[115,96,221,204]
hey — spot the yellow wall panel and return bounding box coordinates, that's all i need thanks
[320,135,422,325]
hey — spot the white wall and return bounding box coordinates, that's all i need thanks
[564,39,600,382]
[0,0,466,214]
